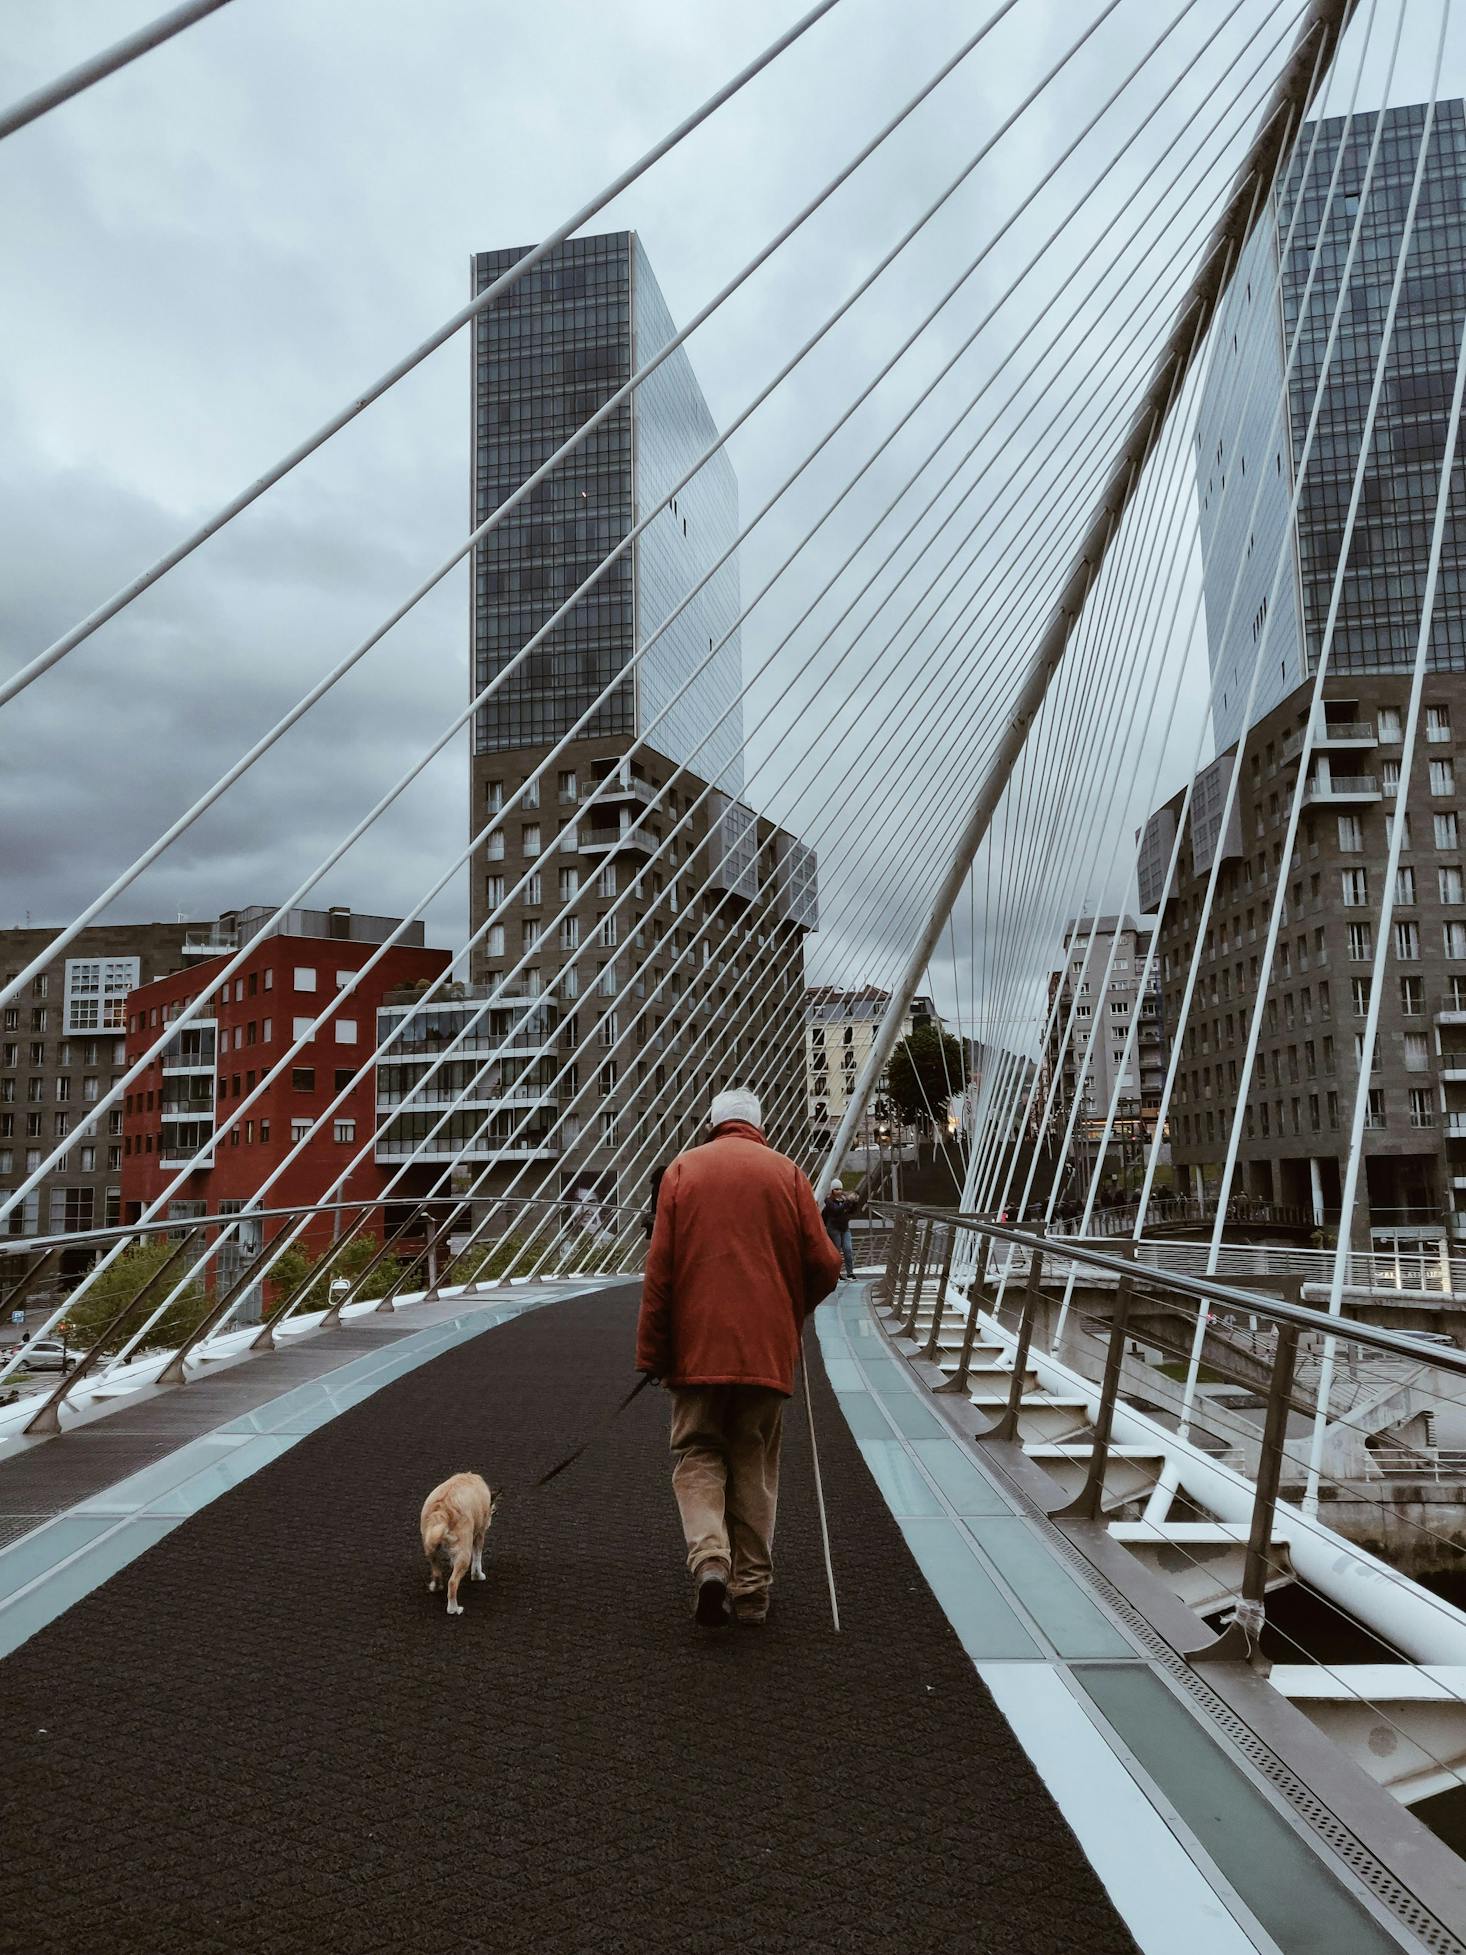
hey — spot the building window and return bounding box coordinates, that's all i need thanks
[559,868,580,901]
[598,915,617,948]
[1364,1088,1386,1130]
[1400,975,1424,1016]
[598,864,616,899]
[1441,866,1464,905]
[335,1019,357,1045]
[1377,706,1402,742]
[1383,760,1401,796]
[293,966,317,993]
[523,823,541,856]
[1436,813,1459,850]
[1404,1033,1429,1071]
[63,955,139,1034]
[560,917,579,951]
[525,873,542,907]
[1337,814,1364,851]
[1394,921,1420,960]
[485,875,505,908]
[292,1067,315,1091]
[559,771,578,802]
[1426,704,1452,743]
[333,1119,356,1143]
[1395,867,1415,907]
[1445,923,1466,960]
[1340,868,1368,907]
[290,1119,311,1142]
[293,1017,315,1041]
[485,779,504,813]
[1346,923,1372,961]
[600,1109,617,1146]
[486,924,505,957]
[1409,1087,1434,1128]
[485,831,505,862]
[262,1017,272,1042]
[1430,759,1455,797]
[522,776,540,809]
[1350,977,1370,1014]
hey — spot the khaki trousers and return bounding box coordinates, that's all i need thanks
[668,1384,786,1600]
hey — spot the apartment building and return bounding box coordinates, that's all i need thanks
[121,906,449,1307]
[1045,916,1166,1173]
[467,232,817,1214]
[0,921,209,1272]
[805,988,942,1146]
[1140,677,1466,1251]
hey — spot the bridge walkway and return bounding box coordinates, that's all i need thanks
[0,1284,1135,1955]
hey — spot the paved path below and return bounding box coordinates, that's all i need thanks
[0,1287,1136,1954]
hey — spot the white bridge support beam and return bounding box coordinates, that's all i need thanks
[816,0,1361,1200]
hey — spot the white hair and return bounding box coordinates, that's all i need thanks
[710,1087,762,1130]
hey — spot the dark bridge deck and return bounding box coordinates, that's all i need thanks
[0,1286,1134,1955]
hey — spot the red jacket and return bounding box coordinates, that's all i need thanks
[636,1122,843,1394]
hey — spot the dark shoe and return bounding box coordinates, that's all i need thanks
[694,1560,731,1628]
[733,1597,768,1626]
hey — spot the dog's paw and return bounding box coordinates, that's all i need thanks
[472,1567,486,1581]
[427,1577,439,1592]
[447,1599,463,1616]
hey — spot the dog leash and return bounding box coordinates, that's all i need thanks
[523,1372,653,1493]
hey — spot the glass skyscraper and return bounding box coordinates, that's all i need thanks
[1196,100,1466,753]
[470,230,744,793]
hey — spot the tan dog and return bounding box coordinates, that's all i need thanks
[420,1471,495,1616]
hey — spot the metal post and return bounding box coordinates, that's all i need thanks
[0,1245,64,1324]
[1189,1320,1299,1666]
[902,1217,936,1338]
[975,1246,1045,1438]
[921,1223,957,1361]
[156,1219,281,1385]
[882,1211,914,1317]
[881,1211,910,1308]
[21,1223,206,1436]
[935,1230,994,1397]
[1048,1276,1134,1519]
[813,0,1360,1204]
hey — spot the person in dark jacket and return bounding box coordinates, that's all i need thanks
[636,1089,842,1627]
[821,1179,862,1280]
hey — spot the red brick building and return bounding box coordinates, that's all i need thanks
[121,906,450,1302]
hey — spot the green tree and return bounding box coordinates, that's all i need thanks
[60,1237,210,1355]
[886,1024,967,1131]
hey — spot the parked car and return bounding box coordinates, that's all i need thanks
[17,1338,75,1372]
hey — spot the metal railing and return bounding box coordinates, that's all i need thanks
[0,1190,644,1437]
[878,1203,1466,1667]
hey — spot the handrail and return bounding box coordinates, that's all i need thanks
[899,1204,1466,1381]
[0,1188,645,1261]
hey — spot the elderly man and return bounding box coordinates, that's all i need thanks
[637,1088,843,1628]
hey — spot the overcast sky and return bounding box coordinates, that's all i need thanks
[3,0,1461,1046]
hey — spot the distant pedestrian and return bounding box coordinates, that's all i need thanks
[636,1088,842,1628]
[822,1179,862,1280]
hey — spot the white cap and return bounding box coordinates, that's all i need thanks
[710,1087,762,1130]
[831,1180,844,1193]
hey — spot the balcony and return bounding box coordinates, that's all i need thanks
[589,769,659,809]
[180,930,237,959]
[1441,1055,1466,1082]
[1283,718,1375,762]
[579,815,658,856]
[161,1020,218,1073]
[1435,995,1466,1026]
[1445,1112,1466,1137]
[1303,775,1380,805]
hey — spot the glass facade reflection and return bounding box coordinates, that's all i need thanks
[470,231,743,787]
[1197,100,1466,751]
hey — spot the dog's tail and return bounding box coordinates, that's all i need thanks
[422,1514,450,1557]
